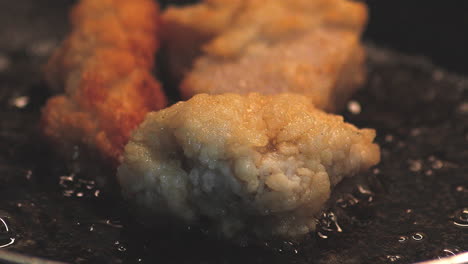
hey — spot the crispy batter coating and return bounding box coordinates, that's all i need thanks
[118,93,380,240]
[41,0,167,167]
[162,0,368,111]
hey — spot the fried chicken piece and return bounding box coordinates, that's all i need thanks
[118,93,380,240]
[162,0,368,111]
[41,0,167,168]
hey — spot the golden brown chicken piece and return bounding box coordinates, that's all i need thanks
[41,0,167,169]
[118,93,380,240]
[162,0,368,111]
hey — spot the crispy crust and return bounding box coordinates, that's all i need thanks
[118,93,380,240]
[162,0,368,111]
[41,0,167,168]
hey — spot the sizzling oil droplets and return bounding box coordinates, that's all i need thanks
[317,181,379,239]
[397,232,425,244]
[316,211,342,239]
[114,240,127,252]
[59,174,100,198]
[385,255,402,262]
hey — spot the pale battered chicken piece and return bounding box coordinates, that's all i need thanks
[162,0,368,111]
[41,0,167,168]
[118,93,380,240]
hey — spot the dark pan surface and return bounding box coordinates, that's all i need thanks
[0,0,467,263]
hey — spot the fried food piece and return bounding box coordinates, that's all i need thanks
[41,0,167,168]
[162,0,368,111]
[118,93,380,240]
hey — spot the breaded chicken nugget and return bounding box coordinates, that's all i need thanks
[118,93,380,240]
[162,0,368,111]
[41,0,167,168]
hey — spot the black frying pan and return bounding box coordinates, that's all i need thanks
[0,0,467,263]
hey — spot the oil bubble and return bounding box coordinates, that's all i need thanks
[10,96,29,109]
[398,236,408,243]
[117,245,127,252]
[104,219,124,229]
[347,100,361,114]
[386,255,402,262]
[336,194,359,208]
[453,208,468,227]
[437,248,462,259]
[408,159,422,172]
[357,185,374,202]
[316,211,343,239]
[411,232,425,241]
[431,160,443,169]
[0,217,15,249]
[114,240,127,252]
